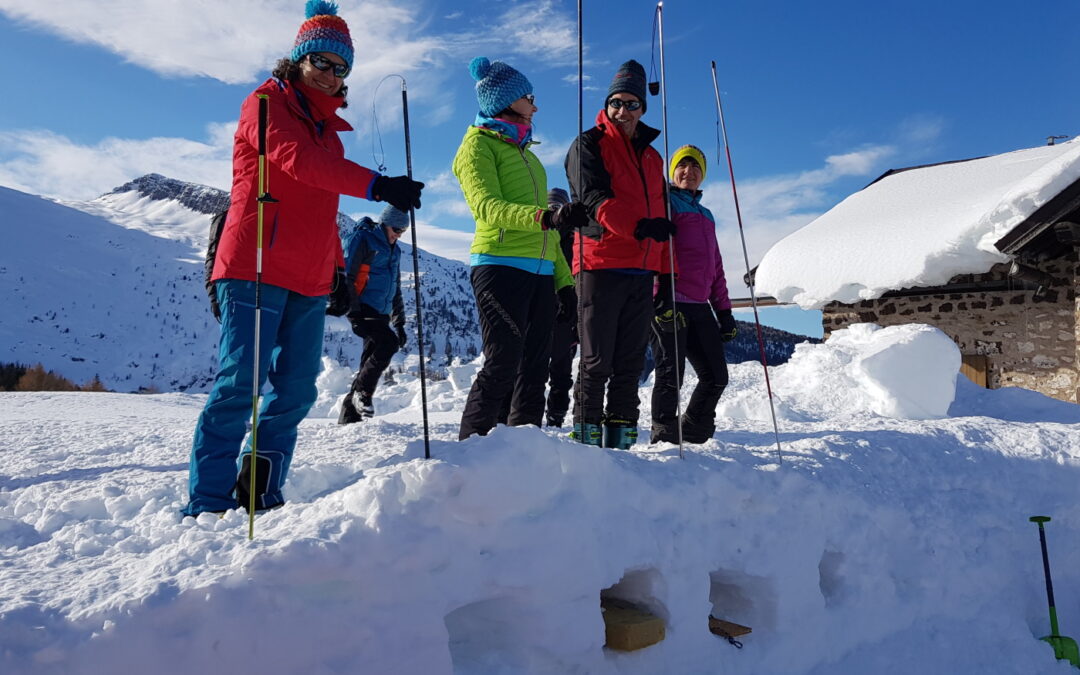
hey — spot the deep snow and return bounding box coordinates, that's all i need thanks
[2,324,1080,674]
[755,137,1080,308]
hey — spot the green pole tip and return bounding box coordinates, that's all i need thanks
[1030,516,1052,523]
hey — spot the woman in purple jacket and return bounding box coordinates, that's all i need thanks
[650,145,737,444]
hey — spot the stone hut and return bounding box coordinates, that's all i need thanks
[754,139,1080,403]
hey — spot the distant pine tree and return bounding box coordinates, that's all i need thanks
[0,362,30,390]
[82,375,108,392]
[16,364,79,391]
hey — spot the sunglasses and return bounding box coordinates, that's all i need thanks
[391,227,407,234]
[521,93,536,104]
[606,98,642,111]
[307,53,350,78]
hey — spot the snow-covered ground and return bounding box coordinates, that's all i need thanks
[3,324,1080,674]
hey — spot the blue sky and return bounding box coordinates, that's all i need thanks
[2,0,1078,338]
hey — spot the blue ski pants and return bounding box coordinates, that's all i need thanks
[182,279,325,516]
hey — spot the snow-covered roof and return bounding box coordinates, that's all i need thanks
[755,137,1080,309]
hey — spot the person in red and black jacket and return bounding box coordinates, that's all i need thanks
[564,59,676,450]
[182,1,423,518]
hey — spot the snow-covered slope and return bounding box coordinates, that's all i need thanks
[2,325,1080,674]
[755,137,1080,308]
[2,176,483,391]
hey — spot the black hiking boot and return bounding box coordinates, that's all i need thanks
[338,392,363,425]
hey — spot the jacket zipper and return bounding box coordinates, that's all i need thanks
[625,134,654,269]
[520,146,548,262]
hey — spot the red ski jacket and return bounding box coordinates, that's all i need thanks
[213,78,379,297]
[565,109,673,275]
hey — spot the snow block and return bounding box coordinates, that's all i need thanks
[601,599,665,652]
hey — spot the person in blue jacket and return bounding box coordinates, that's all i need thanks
[337,205,410,423]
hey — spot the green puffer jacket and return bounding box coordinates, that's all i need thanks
[453,125,572,290]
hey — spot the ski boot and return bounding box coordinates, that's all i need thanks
[570,421,602,446]
[338,392,362,424]
[602,418,638,450]
[357,392,374,419]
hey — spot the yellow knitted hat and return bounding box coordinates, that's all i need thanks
[669,145,707,182]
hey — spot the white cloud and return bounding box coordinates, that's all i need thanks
[0,127,233,200]
[411,220,475,263]
[701,143,901,273]
[490,0,578,63]
[0,0,445,91]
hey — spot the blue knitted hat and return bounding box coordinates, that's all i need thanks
[379,205,410,231]
[469,57,533,117]
[291,1,354,73]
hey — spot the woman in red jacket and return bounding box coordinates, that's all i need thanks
[182,0,423,518]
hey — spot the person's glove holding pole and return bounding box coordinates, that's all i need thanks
[653,274,685,332]
[634,217,676,242]
[373,175,425,212]
[541,201,589,232]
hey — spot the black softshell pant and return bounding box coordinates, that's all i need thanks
[649,301,729,438]
[573,270,653,424]
[545,316,577,425]
[459,265,556,440]
[348,305,398,398]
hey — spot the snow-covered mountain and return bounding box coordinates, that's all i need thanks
[3,174,813,392]
[2,175,482,392]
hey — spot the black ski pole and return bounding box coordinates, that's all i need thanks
[400,78,431,459]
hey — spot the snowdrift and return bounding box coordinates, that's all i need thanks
[2,325,1080,674]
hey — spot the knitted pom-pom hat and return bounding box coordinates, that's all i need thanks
[669,145,707,182]
[469,56,533,118]
[292,0,354,73]
[379,204,410,232]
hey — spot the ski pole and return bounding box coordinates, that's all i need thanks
[573,0,586,443]
[654,1,684,459]
[249,94,276,539]
[1029,516,1080,666]
[400,78,432,459]
[709,60,783,466]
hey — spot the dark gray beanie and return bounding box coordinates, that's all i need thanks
[607,60,647,112]
[379,204,409,231]
[547,188,570,208]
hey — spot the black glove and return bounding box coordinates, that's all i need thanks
[373,175,424,212]
[634,217,676,242]
[396,324,408,350]
[326,268,352,317]
[716,309,737,342]
[541,202,589,233]
[556,286,577,323]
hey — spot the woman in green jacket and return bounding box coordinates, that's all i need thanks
[454,56,587,440]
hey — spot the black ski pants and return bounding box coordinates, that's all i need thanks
[459,265,556,440]
[545,316,577,425]
[650,301,729,431]
[347,305,398,399]
[573,270,653,424]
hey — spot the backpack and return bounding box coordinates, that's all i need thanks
[205,210,228,322]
